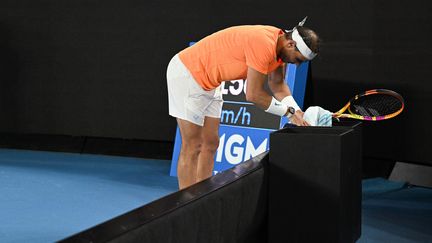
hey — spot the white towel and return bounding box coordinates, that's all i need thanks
[303,106,333,127]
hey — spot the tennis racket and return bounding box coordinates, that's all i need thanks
[332,89,404,121]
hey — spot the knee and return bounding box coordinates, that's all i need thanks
[181,138,203,155]
[202,135,220,154]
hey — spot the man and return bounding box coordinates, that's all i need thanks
[167,18,320,189]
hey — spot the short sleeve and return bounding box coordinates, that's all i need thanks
[244,32,275,74]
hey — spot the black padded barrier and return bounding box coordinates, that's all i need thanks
[333,120,362,241]
[268,123,362,243]
[59,152,269,243]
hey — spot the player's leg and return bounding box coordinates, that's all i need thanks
[176,118,203,190]
[166,54,222,189]
[166,54,202,189]
[196,116,220,183]
[196,87,223,183]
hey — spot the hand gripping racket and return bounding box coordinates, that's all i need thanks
[332,89,405,121]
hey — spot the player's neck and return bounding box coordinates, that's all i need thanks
[276,34,285,57]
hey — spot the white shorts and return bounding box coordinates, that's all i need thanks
[167,54,223,126]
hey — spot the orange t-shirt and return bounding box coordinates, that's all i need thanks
[178,25,283,90]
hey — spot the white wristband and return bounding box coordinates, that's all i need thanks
[265,97,288,116]
[281,96,301,112]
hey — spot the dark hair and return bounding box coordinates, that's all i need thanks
[287,26,321,53]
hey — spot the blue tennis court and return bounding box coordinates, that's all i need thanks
[0,149,177,242]
[1,148,431,242]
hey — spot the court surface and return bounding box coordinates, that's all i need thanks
[0,149,178,242]
[0,148,431,242]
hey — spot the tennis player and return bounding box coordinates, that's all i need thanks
[167,18,321,189]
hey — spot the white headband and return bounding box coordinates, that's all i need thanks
[285,17,317,60]
[291,28,317,60]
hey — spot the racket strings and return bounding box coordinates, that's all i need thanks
[350,94,402,117]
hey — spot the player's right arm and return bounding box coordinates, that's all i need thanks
[246,67,309,126]
[244,67,272,110]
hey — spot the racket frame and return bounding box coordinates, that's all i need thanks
[332,89,405,121]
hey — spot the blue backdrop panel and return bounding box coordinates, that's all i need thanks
[170,61,309,176]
